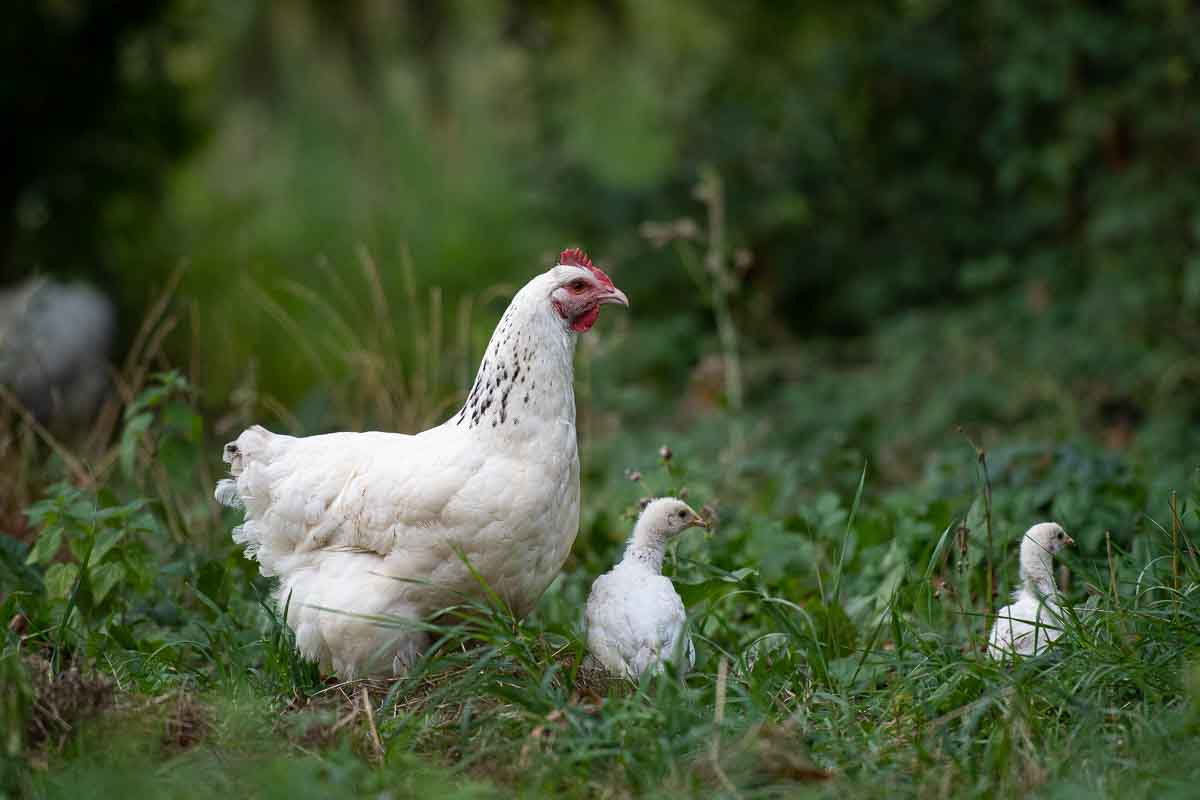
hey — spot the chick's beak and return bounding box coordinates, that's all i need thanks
[1064,535,1075,546]
[597,286,630,308]
[692,513,709,530]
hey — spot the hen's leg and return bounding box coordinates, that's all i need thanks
[390,630,432,675]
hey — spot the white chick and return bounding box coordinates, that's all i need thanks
[585,498,708,679]
[988,521,1074,659]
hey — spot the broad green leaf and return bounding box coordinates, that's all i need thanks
[94,499,148,522]
[129,511,160,535]
[44,563,79,600]
[90,562,125,605]
[65,496,94,520]
[91,527,125,563]
[676,567,756,608]
[23,498,60,528]
[68,534,90,563]
[26,526,64,566]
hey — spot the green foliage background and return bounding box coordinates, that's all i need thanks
[3,2,1200,798]
[7,1,1200,460]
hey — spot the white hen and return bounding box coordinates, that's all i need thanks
[988,522,1074,659]
[584,498,708,679]
[215,249,628,678]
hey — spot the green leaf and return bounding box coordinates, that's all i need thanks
[68,533,91,563]
[91,527,125,563]
[44,563,80,600]
[26,526,64,566]
[129,511,160,535]
[89,562,125,605]
[676,567,756,608]
[64,496,94,520]
[23,499,60,529]
[93,499,148,522]
[120,412,153,477]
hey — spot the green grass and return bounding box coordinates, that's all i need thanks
[3,377,1198,799]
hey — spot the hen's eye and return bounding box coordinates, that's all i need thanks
[568,279,588,292]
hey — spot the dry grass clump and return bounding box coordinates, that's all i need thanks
[23,653,114,753]
[159,690,210,754]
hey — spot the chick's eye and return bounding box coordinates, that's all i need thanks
[1057,533,1064,540]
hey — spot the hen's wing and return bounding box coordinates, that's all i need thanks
[216,424,494,577]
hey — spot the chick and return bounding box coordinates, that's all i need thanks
[584,498,708,679]
[988,522,1074,659]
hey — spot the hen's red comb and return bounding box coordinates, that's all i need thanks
[559,247,614,288]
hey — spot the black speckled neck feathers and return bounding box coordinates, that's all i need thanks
[452,276,577,436]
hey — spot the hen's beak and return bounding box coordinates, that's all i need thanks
[597,286,630,308]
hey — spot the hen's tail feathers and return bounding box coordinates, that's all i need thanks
[220,424,273,475]
[214,425,277,565]
[214,425,273,507]
[214,479,242,509]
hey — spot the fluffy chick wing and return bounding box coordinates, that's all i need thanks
[988,592,1063,658]
[586,569,689,678]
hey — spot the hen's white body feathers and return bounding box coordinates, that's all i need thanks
[215,266,616,677]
